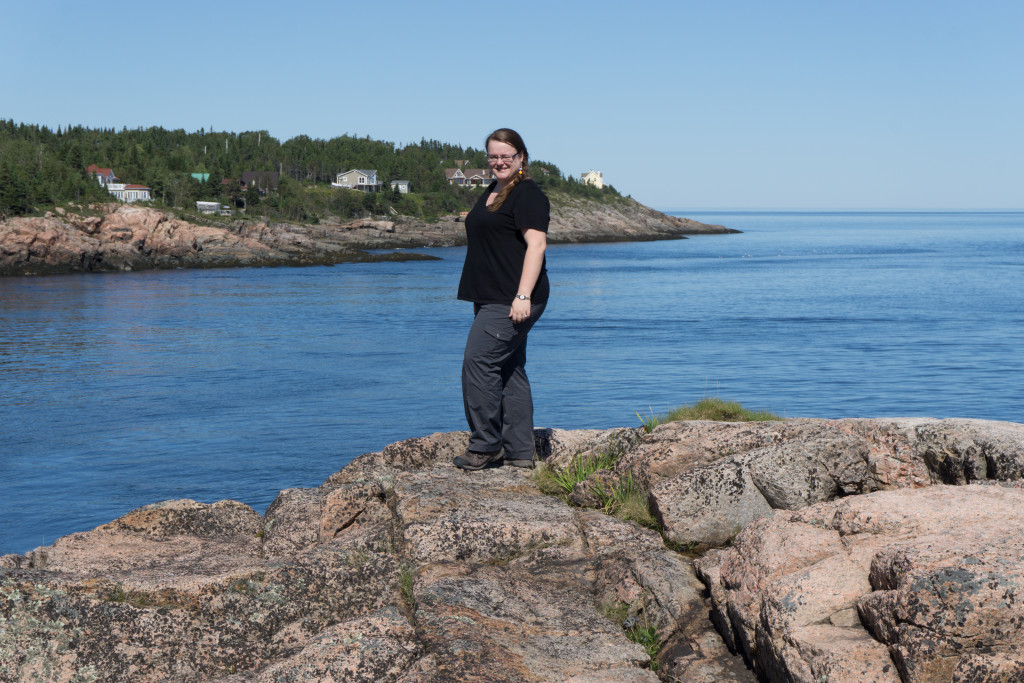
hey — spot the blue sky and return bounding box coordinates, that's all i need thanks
[2,0,1021,210]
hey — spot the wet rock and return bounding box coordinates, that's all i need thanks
[0,205,343,276]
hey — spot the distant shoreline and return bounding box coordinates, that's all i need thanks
[0,195,738,277]
[660,208,1024,214]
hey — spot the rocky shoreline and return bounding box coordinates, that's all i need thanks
[0,197,736,277]
[2,417,1023,681]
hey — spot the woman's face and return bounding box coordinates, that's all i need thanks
[487,140,523,185]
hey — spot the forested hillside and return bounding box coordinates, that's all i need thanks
[0,122,621,222]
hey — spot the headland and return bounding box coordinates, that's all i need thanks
[0,195,737,277]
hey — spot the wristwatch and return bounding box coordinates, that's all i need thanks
[515,294,530,301]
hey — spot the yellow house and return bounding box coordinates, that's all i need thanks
[332,169,383,192]
[581,169,604,189]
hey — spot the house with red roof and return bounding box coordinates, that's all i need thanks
[86,164,117,188]
[86,164,151,202]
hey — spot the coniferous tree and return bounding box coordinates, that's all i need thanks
[0,123,620,219]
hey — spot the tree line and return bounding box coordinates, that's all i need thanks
[0,121,621,221]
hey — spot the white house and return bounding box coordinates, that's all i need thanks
[107,183,152,203]
[332,169,383,192]
[581,169,604,189]
[390,180,411,194]
[197,201,233,216]
[87,164,151,201]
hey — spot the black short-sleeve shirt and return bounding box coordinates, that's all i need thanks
[457,179,550,305]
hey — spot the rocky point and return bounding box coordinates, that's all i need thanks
[0,198,735,277]
[2,417,1022,681]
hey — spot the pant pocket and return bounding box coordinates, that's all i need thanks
[483,322,518,342]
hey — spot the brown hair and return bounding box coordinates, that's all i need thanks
[486,128,530,212]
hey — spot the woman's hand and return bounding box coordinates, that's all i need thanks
[511,228,546,324]
[510,297,531,323]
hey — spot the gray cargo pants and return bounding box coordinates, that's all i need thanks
[462,301,546,460]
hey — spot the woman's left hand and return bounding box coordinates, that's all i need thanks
[510,297,531,324]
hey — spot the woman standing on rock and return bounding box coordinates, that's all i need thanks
[453,128,550,471]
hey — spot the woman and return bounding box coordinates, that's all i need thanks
[453,128,549,471]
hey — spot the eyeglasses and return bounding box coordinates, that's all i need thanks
[487,152,519,164]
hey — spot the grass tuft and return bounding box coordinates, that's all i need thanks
[635,406,661,433]
[601,599,663,671]
[399,565,416,612]
[592,474,659,530]
[638,397,781,432]
[626,615,662,671]
[531,445,621,498]
[532,446,661,531]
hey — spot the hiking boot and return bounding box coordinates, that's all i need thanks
[452,449,504,471]
[504,456,536,469]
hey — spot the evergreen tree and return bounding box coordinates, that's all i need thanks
[0,122,620,219]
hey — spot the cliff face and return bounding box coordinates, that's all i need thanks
[2,417,1023,682]
[0,197,735,276]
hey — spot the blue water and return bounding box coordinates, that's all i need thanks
[1,211,1021,555]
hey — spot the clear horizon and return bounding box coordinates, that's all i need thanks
[662,207,1024,213]
[2,0,1021,211]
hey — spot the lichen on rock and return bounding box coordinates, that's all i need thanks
[2,417,1023,681]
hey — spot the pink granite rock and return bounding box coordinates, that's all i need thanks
[1,430,747,681]
[1,200,733,276]
[696,484,1024,682]
[616,418,1024,549]
[4,419,1023,681]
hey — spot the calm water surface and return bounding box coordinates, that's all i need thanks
[1,211,1021,554]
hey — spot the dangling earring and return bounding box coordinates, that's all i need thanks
[518,169,523,175]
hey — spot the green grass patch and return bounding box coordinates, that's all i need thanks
[592,474,660,530]
[637,397,781,433]
[531,446,661,531]
[100,583,185,610]
[532,445,621,497]
[601,600,663,671]
[626,616,662,671]
[399,565,416,612]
